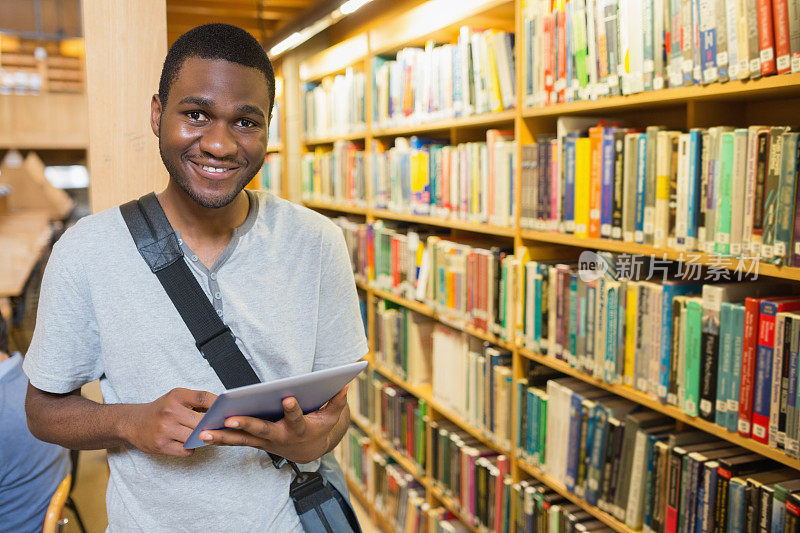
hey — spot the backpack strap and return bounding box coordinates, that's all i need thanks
[119,193,260,389]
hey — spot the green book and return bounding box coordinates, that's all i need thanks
[684,297,704,417]
[539,392,548,465]
[715,132,735,255]
[772,132,800,264]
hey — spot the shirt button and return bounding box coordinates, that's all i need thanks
[210,272,217,280]
[191,255,198,262]
[178,238,183,245]
[214,292,221,300]
[216,309,223,316]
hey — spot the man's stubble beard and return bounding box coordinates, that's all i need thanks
[158,134,258,209]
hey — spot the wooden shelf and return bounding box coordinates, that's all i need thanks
[303,131,367,145]
[371,286,516,351]
[302,200,368,215]
[371,361,510,454]
[522,72,800,118]
[520,229,800,281]
[266,143,283,153]
[299,34,368,82]
[368,0,514,55]
[429,485,482,533]
[371,209,516,237]
[516,460,634,533]
[371,109,516,137]
[344,473,395,533]
[518,346,800,472]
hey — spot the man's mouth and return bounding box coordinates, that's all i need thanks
[189,160,241,179]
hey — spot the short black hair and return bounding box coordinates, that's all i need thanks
[158,23,275,117]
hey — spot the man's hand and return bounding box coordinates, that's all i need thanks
[124,388,217,457]
[198,387,349,464]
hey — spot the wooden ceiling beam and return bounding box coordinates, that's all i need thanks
[167,5,303,21]
[167,23,275,41]
[166,0,316,12]
[166,13,282,29]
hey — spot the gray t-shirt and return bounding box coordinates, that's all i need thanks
[23,190,368,532]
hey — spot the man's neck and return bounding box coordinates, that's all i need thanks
[158,182,250,242]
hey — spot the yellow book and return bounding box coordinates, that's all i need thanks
[574,137,591,238]
[624,282,638,386]
[484,31,504,113]
[411,150,429,210]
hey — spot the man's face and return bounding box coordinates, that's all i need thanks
[152,57,270,209]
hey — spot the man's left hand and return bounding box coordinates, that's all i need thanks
[198,386,348,463]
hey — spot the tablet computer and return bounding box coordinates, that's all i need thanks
[184,360,368,449]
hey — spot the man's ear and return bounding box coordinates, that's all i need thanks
[150,94,162,137]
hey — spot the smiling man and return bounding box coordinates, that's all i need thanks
[23,24,367,531]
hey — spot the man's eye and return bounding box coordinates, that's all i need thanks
[187,111,205,121]
[238,119,255,128]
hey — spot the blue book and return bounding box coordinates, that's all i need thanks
[700,460,719,532]
[686,129,704,249]
[564,135,578,231]
[658,280,703,402]
[600,126,617,237]
[568,273,579,367]
[517,381,527,451]
[565,390,585,492]
[695,487,707,532]
[634,133,648,243]
[727,304,746,432]
[526,387,536,458]
[716,302,736,427]
[642,0,655,91]
[605,281,620,384]
[699,0,718,84]
[585,281,597,374]
[683,453,701,533]
[727,478,748,533]
[642,433,666,529]
[585,404,608,506]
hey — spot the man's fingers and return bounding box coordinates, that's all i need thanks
[224,416,275,439]
[200,429,267,448]
[167,423,193,444]
[173,405,205,430]
[184,389,217,411]
[324,386,348,412]
[282,397,307,432]
[162,441,194,457]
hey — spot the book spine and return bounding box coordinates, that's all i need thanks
[773,0,792,73]
[738,297,761,437]
[635,134,648,243]
[752,301,779,443]
[685,300,704,416]
[600,127,616,237]
[716,303,734,427]
[758,0,777,75]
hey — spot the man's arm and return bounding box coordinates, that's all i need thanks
[26,384,216,457]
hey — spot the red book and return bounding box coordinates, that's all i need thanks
[751,298,800,443]
[738,296,764,437]
[772,0,792,73]
[557,4,567,103]
[405,400,414,458]
[494,455,508,533]
[758,0,777,75]
[390,237,399,289]
[588,124,604,238]
[543,13,555,106]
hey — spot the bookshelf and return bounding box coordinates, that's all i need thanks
[291,0,800,530]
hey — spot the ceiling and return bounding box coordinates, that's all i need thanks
[166,0,320,46]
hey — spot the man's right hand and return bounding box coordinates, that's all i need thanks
[123,388,216,457]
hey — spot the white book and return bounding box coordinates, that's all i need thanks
[724,0,739,79]
[492,31,515,110]
[675,134,691,250]
[741,126,767,256]
[729,129,749,256]
[653,0,666,89]
[769,313,788,448]
[654,131,680,247]
[585,0,599,98]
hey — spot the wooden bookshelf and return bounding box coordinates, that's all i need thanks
[292,0,800,529]
[266,143,283,154]
[515,460,636,533]
[302,131,367,146]
[299,34,369,82]
[370,109,517,138]
[522,72,800,119]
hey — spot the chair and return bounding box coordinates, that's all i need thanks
[42,475,71,533]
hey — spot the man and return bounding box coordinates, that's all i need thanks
[0,314,72,533]
[24,24,367,531]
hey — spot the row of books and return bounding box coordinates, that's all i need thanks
[430,423,514,531]
[372,131,517,225]
[301,141,367,206]
[518,375,800,532]
[260,154,282,196]
[521,0,800,107]
[373,27,515,130]
[521,118,800,264]
[331,219,520,340]
[522,254,800,457]
[335,424,470,532]
[302,68,366,139]
[511,480,615,532]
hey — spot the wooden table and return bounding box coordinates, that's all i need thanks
[0,210,52,298]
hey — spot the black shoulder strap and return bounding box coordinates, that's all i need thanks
[119,193,261,389]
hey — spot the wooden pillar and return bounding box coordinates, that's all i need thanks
[82,0,169,213]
